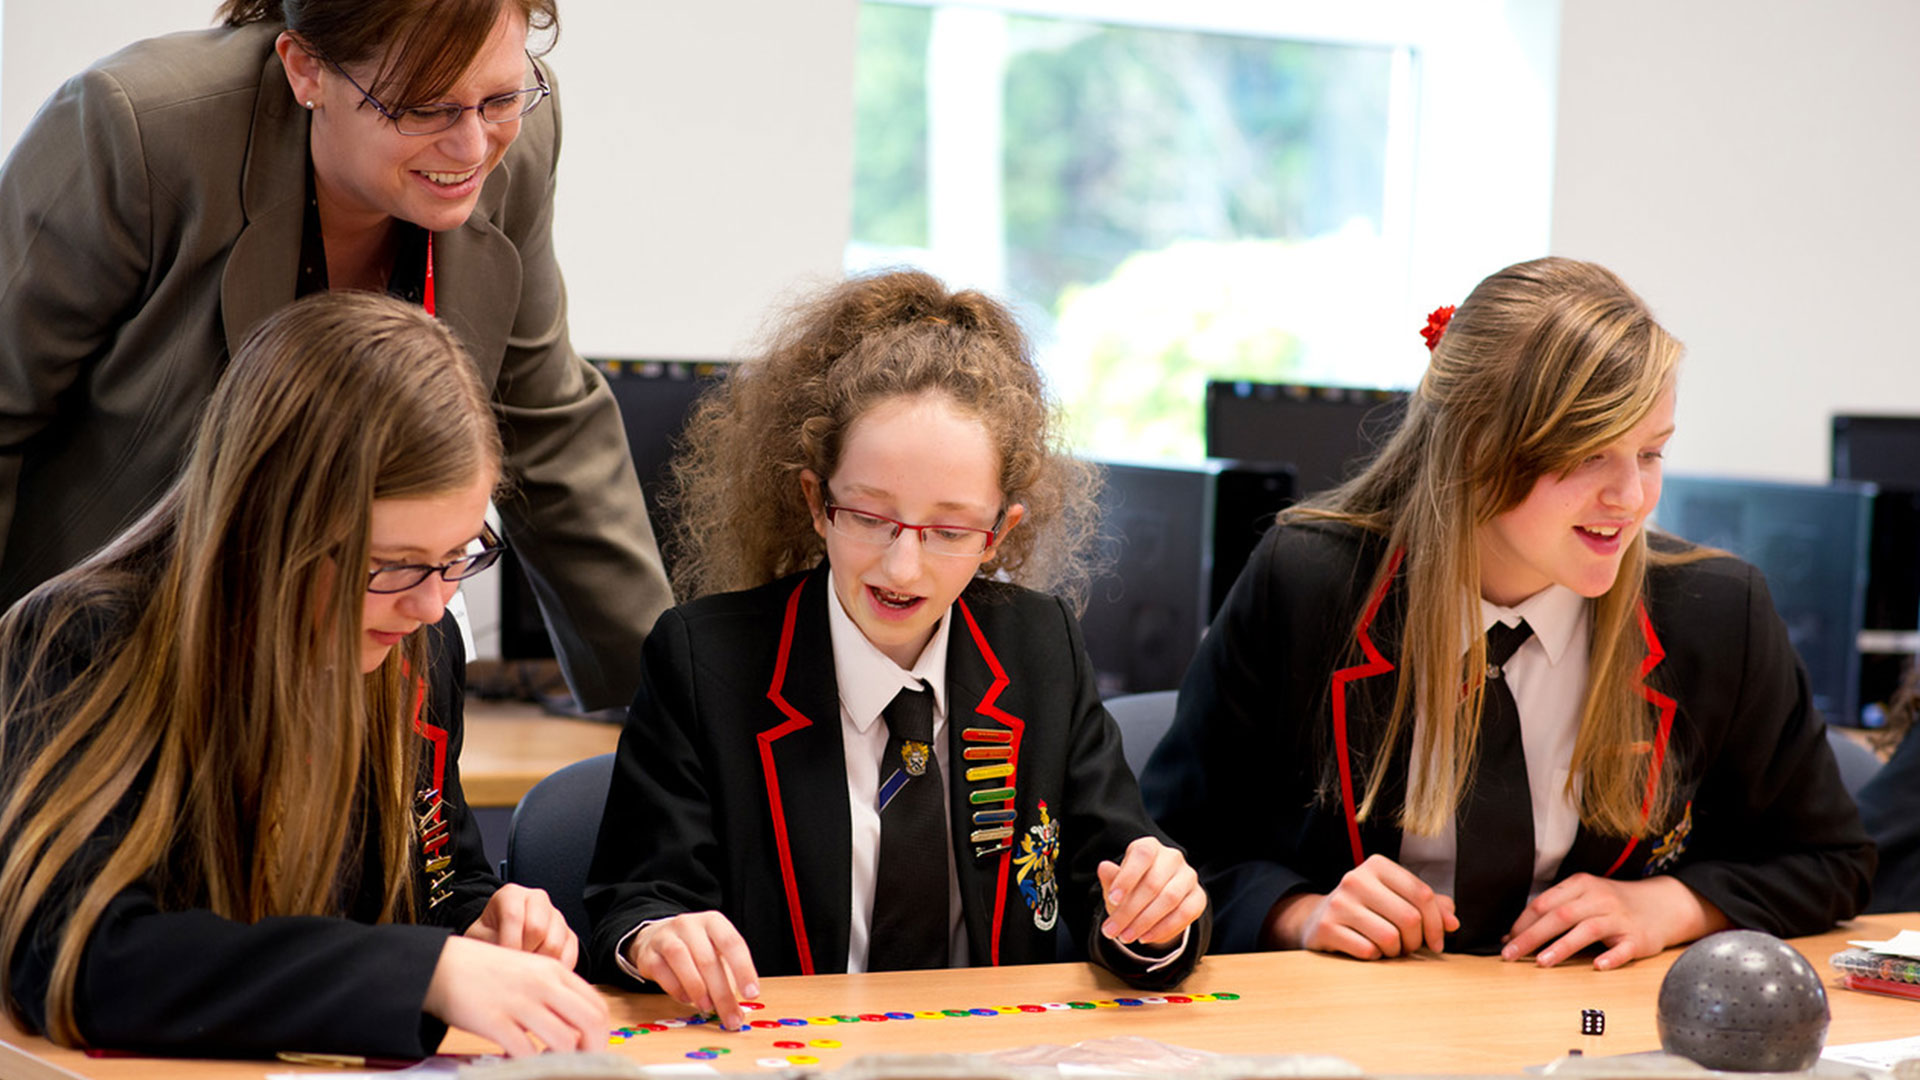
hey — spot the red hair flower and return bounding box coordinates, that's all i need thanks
[1420,305,1456,351]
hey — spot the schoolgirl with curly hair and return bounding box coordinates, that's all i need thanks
[587,270,1210,1024]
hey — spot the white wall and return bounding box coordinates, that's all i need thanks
[547,4,857,360]
[0,0,208,145]
[1552,0,1920,481]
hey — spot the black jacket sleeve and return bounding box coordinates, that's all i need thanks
[40,892,454,1058]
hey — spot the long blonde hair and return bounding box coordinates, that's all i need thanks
[1297,256,1685,837]
[666,269,1101,608]
[0,293,500,1045]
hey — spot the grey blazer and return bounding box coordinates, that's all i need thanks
[0,23,669,709]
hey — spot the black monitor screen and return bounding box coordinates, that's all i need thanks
[1205,380,1407,498]
[1833,415,1920,488]
[498,359,730,660]
[1654,475,1875,726]
[1831,414,1920,722]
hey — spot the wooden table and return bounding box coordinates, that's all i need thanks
[458,699,621,808]
[9,917,1920,1078]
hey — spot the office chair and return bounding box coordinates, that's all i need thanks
[1105,690,1180,779]
[1826,726,1884,796]
[503,751,616,971]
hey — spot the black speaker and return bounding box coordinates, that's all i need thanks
[1080,459,1295,698]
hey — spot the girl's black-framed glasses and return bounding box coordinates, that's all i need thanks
[367,522,506,593]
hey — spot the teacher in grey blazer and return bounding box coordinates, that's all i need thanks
[0,0,670,711]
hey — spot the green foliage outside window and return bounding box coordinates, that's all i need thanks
[853,5,930,249]
[852,4,1394,461]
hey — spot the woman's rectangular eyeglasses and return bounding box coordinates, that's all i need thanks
[822,497,1003,557]
[324,53,551,136]
[366,523,506,594]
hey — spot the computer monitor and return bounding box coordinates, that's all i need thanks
[498,359,731,661]
[1079,459,1295,697]
[1204,380,1408,498]
[1833,415,1920,488]
[1831,414,1920,724]
[1654,475,1875,726]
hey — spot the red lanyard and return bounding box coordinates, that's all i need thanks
[424,232,435,317]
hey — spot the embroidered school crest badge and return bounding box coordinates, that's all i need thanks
[901,739,931,777]
[1645,800,1693,875]
[1013,800,1061,930]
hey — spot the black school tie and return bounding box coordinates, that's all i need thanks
[1451,618,1536,954]
[869,682,950,971]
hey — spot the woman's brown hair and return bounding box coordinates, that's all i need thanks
[1296,256,1688,838]
[217,0,558,107]
[667,269,1101,608]
[0,293,500,1045]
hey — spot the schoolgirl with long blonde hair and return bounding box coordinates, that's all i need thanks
[1144,256,1872,969]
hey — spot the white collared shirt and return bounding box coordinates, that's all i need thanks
[1400,584,1592,898]
[825,582,969,972]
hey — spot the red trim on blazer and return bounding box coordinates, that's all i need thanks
[407,671,450,855]
[1602,599,1677,877]
[955,596,1023,966]
[1331,548,1405,867]
[759,578,818,975]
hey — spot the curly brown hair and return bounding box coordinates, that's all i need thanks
[666,269,1101,608]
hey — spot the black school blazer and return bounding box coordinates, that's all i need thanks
[1141,520,1874,954]
[586,565,1209,989]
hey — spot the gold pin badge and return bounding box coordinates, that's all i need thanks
[900,739,931,777]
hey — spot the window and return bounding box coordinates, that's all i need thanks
[850,1,1558,461]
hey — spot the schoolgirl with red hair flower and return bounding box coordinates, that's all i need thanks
[1143,257,1871,970]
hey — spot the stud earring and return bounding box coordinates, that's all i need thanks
[305,100,317,110]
